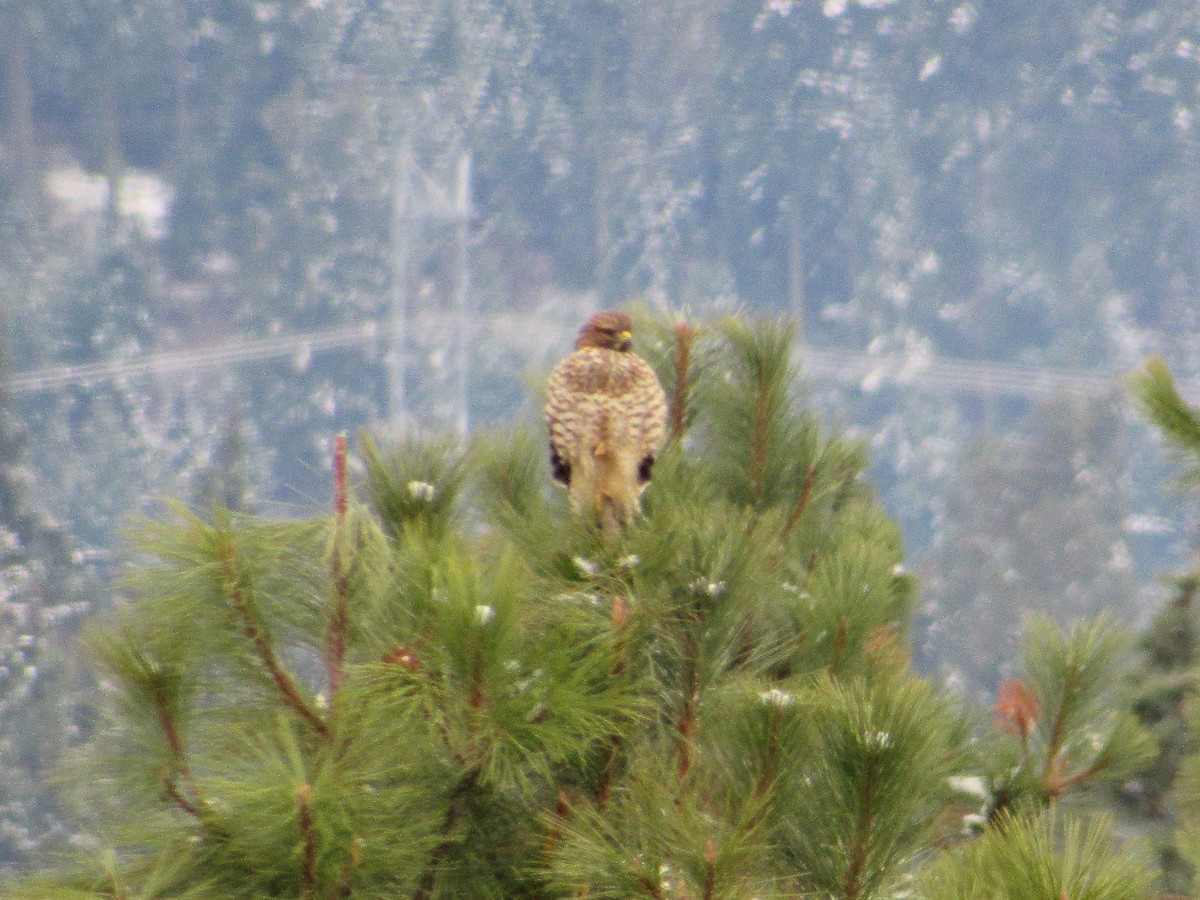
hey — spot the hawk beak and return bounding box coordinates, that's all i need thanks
[618,330,632,350]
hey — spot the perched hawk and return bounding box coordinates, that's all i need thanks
[544,311,667,537]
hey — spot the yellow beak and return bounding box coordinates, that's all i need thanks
[619,331,632,342]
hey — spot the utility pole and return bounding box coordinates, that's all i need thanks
[785,194,806,345]
[388,140,413,433]
[454,152,471,439]
[388,142,471,436]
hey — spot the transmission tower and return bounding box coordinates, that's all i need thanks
[389,141,471,437]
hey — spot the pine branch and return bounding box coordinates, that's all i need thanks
[1131,357,1200,459]
[669,321,697,442]
[702,838,717,900]
[324,434,351,701]
[780,463,816,541]
[1040,664,1080,797]
[989,615,1153,813]
[918,809,1156,898]
[842,766,878,900]
[596,595,629,808]
[675,631,700,783]
[296,782,318,899]
[1131,356,1200,491]
[412,767,480,900]
[151,680,205,821]
[218,534,330,739]
[332,835,364,897]
[160,771,203,820]
[748,381,771,506]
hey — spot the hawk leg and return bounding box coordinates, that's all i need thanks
[637,454,655,484]
[549,443,571,485]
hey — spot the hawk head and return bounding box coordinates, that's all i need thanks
[575,310,634,352]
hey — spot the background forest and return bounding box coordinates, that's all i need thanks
[5,0,1200,881]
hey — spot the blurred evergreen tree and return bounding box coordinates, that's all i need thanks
[917,394,1135,695]
[190,410,256,515]
[1114,573,1199,896]
[0,317,91,873]
[1123,357,1200,895]
[9,314,1155,898]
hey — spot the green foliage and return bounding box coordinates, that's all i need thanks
[359,432,469,541]
[19,314,1165,896]
[545,753,784,899]
[980,614,1153,818]
[699,317,864,517]
[627,308,720,442]
[1167,666,1200,889]
[780,674,965,899]
[918,808,1156,900]
[1121,357,1200,895]
[5,848,218,900]
[1130,356,1200,491]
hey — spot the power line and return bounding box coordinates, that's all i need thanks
[8,313,1121,402]
[801,345,1118,400]
[9,322,378,394]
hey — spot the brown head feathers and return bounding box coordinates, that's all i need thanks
[575,310,634,352]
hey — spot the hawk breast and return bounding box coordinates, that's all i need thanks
[544,347,667,471]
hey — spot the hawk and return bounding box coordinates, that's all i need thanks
[544,310,667,538]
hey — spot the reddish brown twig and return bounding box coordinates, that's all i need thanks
[1040,667,1080,792]
[842,766,879,900]
[781,463,816,541]
[324,434,352,700]
[161,770,203,820]
[748,382,771,506]
[702,838,718,900]
[828,618,848,676]
[669,321,697,441]
[595,596,630,808]
[296,782,318,899]
[151,679,205,820]
[332,433,348,520]
[542,790,572,858]
[675,633,700,783]
[219,535,330,738]
[413,768,480,900]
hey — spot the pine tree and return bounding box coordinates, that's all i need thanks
[1126,357,1200,896]
[14,314,1158,898]
[1112,572,1200,895]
